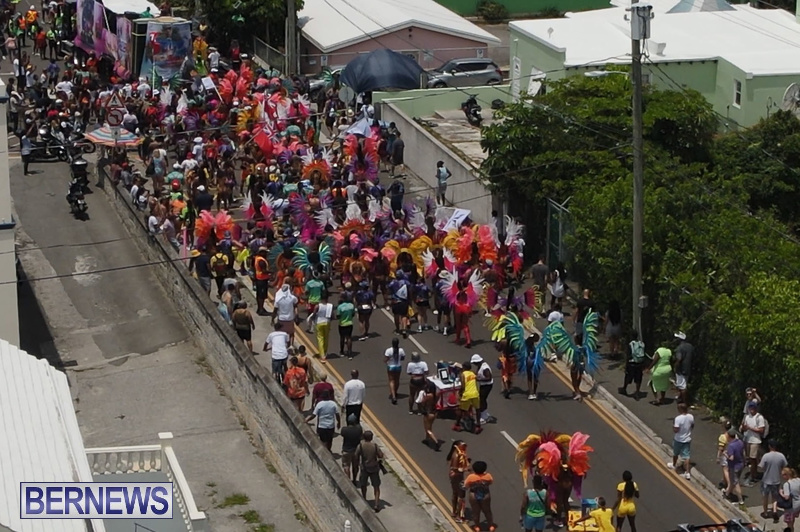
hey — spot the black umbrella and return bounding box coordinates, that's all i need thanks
[340,49,425,94]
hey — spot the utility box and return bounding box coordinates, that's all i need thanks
[630,3,654,40]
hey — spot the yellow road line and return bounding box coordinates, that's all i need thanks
[547,363,728,523]
[292,327,471,531]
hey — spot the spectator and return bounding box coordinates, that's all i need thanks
[263,321,290,381]
[389,131,405,178]
[272,283,299,345]
[529,256,549,314]
[717,421,732,491]
[619,330,646,399]
[340,414,363,483]
[574,289,594,338]
[355,430,384,511]
[724,429,746,508]
[435,160,451,206]
[188,247,212,295]
[672,331,694,404]
[231,301,255,352]
[305,389,339,451]
[759,440,788,519]
[778,468,800,531]
[406,351,429,414]
[743,387,762,415]
[668,402,694,480]
[342,369,365,423]
[311,373,334,409]
[283,356,308,412]
[741,401,766,486]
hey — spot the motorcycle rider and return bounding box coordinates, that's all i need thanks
[66,178,83,210]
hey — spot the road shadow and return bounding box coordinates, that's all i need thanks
[17,264,65,371]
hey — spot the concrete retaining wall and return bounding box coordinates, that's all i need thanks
[98,169,387,532]
[380,102,496,224]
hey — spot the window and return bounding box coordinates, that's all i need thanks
[641,73,651,85]
[733,79,742,107]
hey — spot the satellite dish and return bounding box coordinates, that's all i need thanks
[781,83,800,114]
[338,85,356,106]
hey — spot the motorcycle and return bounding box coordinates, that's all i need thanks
[66,179,88,218]
[461,95,483,126]
[32,126,69,161]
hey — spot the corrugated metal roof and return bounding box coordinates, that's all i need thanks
[667,0,735,13]
[0,339,94,532]
[299,0,501,53]
[511,0,800,76]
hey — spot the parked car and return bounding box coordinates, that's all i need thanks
[426,58,503,88]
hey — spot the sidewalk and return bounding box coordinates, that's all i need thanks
[556,285,780,531]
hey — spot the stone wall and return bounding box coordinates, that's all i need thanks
[98,170,387,532]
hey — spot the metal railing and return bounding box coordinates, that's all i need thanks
[253,36,286,73]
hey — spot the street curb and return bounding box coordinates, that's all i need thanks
[235,274,458,532]
[549,357,752,523]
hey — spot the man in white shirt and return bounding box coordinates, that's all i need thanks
[272,283,298,344]
[191,137,204,162]
[264,322,291,380]
[180,153,199,173]
[160,215,178,250]
[740,401,766,484]
[342,369,365,423]
[472,354,495,423]
[668,402,694,480]
[147,213,160,235]
[137,78,151,99]
[55,78,73,95]
[122,110,138,133]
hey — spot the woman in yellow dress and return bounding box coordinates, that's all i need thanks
[613,470,639,532]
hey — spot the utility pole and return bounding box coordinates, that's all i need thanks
[285,0,297,75]
[629,2,652,337]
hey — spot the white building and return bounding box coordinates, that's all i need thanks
[0,339,207,532]
[508,0,800,127]
[0,78,19,345]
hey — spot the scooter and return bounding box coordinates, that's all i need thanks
[32,126,69,161]
[66,179,88,218]
[461,95,482,126]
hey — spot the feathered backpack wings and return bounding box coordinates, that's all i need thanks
[540,311,601,374]
[515,432,594,484]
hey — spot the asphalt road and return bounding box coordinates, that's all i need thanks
[11,157,187,364]
[310,300,716,531]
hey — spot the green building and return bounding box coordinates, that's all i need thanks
[509,0,800,128]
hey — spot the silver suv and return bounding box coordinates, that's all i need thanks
[426,58,503,88]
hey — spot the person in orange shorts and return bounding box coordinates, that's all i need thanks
[464,461,496,532]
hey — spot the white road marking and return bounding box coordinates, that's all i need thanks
[409,334,428,354]
[500,430,518,448]
[379,306,429,353]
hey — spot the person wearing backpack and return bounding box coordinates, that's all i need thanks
[355,431,384,512]
[619,330,647,399]
[210,247,230,298]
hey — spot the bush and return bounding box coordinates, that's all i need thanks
[477,0,509,22]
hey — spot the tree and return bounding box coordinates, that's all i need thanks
[201,0,300,51]
[713,110,800,232]
[480,73,715,257]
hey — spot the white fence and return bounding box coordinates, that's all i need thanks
[86,432,207,532]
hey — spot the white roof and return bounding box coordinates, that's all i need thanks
[100,0,160,16]
[299,0,500,53]
[0,339,96,532]
[510,0,800,76]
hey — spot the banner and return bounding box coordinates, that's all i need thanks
[139,20,191,81]
[75,0,96,52]
[116,16,132,77]
[75,0,107,55]
[93,2,106,56]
